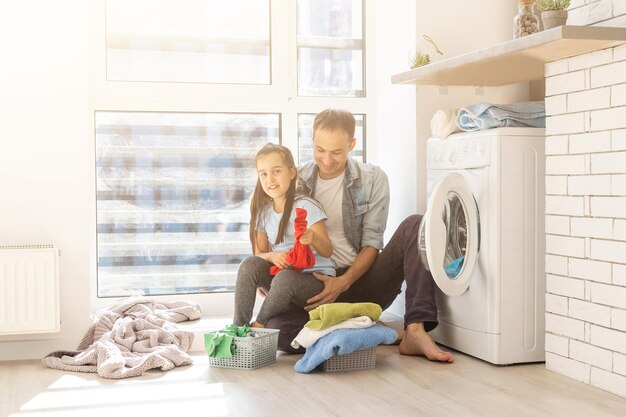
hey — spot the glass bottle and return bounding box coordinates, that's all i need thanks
[513,0,539,39]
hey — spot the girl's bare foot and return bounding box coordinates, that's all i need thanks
[399,323,454,363]
[251,321,265,328]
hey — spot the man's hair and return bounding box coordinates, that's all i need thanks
[312,108,356,140]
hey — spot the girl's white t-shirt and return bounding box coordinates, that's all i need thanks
[257,197,335,276]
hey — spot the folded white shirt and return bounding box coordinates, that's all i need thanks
[290,316,374,349]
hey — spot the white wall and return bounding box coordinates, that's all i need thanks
[372,0,417,234]
[413,0,529,212]
[0,0,91,359]
[381,0,531,318]
[544,0,626,398]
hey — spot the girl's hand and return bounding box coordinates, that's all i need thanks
[299,227,315,245]
[270,252,291,269]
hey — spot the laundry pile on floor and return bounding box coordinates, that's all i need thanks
[430,100,546,139]
[292,302,397,373]
[41,296,200,379]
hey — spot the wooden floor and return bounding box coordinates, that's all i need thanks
[1,346,626,417]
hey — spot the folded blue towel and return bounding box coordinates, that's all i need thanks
[456,101,545,131]
[294,325,397,373]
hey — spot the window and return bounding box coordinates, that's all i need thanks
[95,111,278,297]
[106,0,271,84]
[297,113,365,164]
[297,0,364,97]
[93,0,373,311]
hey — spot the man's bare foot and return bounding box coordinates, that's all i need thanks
[376,321,404,345]
[251,321,265,328]
[399,323,454,363]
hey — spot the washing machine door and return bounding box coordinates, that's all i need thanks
[418,172,480,296]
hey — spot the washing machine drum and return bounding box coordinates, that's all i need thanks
[418,172,480,296]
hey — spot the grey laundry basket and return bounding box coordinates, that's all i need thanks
[206,328,279,370]
[323,346,377,372]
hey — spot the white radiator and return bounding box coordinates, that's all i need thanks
[0,245,60,336]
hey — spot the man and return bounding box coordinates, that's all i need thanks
[265,108,454,362]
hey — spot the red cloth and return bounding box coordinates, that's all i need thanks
[270,207,316,275]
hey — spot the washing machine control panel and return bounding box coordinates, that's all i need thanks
[427,134,491,169]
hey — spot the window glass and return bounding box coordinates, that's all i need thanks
[297,0,364,97]
[297,113,365,164]
[95,111,279,296]
[106,0,270,84]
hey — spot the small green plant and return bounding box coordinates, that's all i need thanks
[535,0,570,11]
[410,52,431,69]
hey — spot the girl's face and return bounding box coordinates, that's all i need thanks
[256,152,296,201]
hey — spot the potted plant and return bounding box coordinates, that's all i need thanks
[408,34,443,69]
[535,0,570,30]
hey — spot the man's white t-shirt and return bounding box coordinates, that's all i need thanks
[314,172,357,269]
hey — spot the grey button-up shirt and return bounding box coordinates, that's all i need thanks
[297,158,390,254]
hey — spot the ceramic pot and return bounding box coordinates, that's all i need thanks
[541,10,568,30]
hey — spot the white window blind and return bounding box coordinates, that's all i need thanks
[95,111,278,296]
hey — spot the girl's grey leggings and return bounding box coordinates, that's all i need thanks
[233,256,324,326]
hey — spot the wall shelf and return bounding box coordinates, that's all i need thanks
[391,26,626,87]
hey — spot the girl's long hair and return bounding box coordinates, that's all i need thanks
[249,143,297,253]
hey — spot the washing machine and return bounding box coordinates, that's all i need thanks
[418,127,546,365]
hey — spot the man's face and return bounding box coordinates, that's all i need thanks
[312,128,356,180]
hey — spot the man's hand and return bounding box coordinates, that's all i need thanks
[305,273,349,310]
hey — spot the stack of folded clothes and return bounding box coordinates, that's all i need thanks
[455,100,545,131]
[292,302,397,373]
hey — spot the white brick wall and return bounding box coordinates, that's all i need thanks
[569,258,611,283]
[570,340,612,370]
[570,217,612,238]
[615,352,626,376]
[569,131,611,154]
[545,332,569,355]
[612,128,626,150]
[614,264,626,286]
[544,6,626,396]
[613,308,626,332]
[613,175,626,195]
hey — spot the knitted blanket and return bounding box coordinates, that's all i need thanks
[41,296,200,379]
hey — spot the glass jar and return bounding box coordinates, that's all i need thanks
[513,0,539,39]
[408,34,443,69]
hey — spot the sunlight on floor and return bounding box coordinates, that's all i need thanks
[12,397,228,417]
[12,357,229,417]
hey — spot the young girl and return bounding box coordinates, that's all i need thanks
[233,143,334,328]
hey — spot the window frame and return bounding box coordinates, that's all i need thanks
[90,0,378,315]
